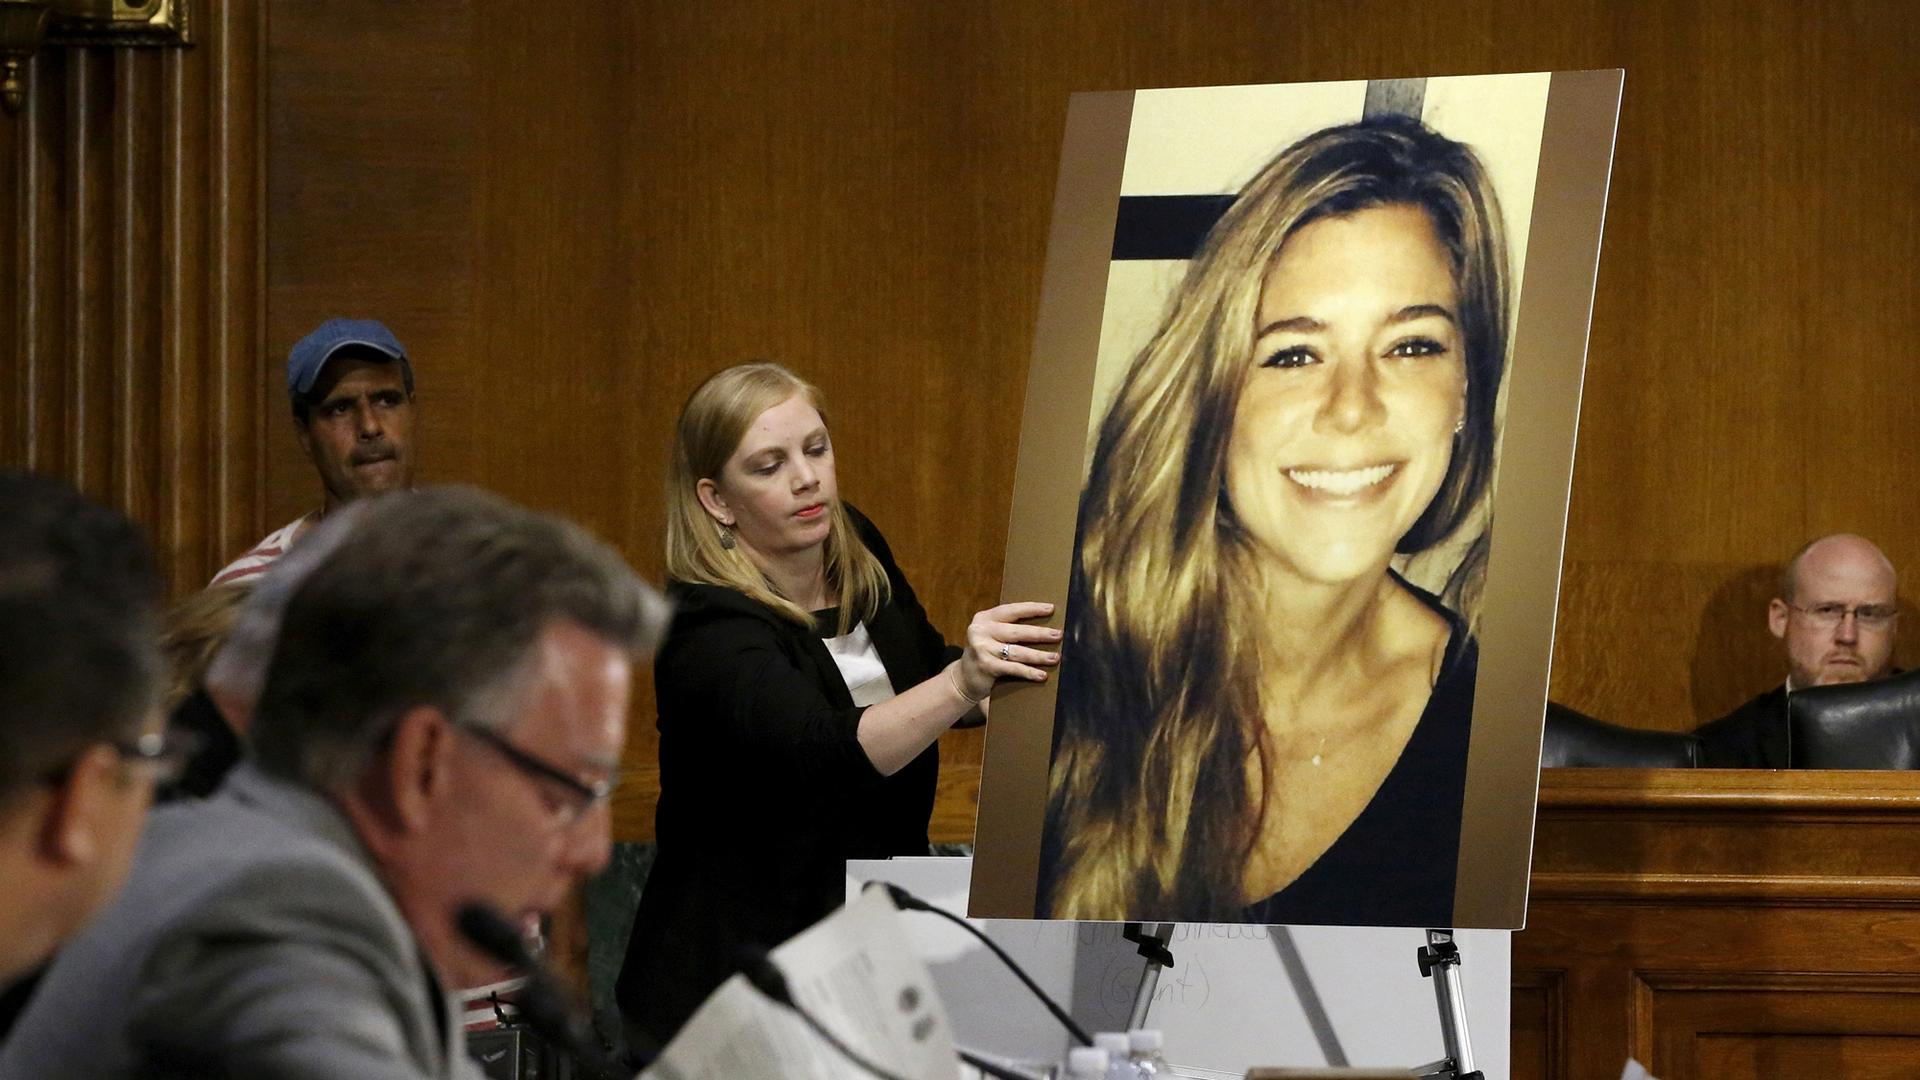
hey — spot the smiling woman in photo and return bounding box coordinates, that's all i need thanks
[1038,116,1510,924]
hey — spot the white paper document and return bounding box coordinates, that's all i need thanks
[640,887,960,1080]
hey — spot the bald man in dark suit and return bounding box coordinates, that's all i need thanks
[1697,534,1900,768]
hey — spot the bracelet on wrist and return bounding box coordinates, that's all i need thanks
[946,663,987,706]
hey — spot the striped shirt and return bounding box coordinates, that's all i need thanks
[460,973,530,1031]
[209,512,319,586]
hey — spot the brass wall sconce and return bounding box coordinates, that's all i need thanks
[1,0,190,116]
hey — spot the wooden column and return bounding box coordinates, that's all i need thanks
[0,0,264,596]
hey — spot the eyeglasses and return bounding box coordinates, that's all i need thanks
[454,723,615,828]
[119,728,205,786]
[44,727,201,787]
[1786,602,1900,630]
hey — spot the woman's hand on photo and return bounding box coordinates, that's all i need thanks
[959,601,1061,699]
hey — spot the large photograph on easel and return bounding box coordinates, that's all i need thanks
[970,71,1621,928]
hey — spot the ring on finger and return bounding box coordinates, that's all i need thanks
[1000,643,1011,661]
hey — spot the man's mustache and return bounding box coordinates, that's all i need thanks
[349,442,397,466]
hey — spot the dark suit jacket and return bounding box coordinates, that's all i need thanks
[616,507,958,1044]
[1695,685,1790,768]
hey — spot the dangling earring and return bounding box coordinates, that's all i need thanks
[718,525,736,550]
[1453,415,1466,437]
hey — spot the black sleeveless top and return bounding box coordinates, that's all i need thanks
[1242,578,1478,928]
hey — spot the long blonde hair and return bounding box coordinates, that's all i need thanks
[1040,117,1511,920]
[664,363,890,633]
[160,582,253,713]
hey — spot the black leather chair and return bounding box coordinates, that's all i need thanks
[1540,701,1702,768]
[1786,669,1920,769]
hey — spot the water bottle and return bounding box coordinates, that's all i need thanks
[1093,1033,1135,1079]
[1064,1046,1110,1079]
[1126,1029,1167,1077]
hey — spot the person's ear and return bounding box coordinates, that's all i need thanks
[695,478,734,527]
[1768,598,1791,641]
[383,706,457,833]
[38,745,123,866]
[293,415,318,461]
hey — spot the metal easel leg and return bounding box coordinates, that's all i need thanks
[1123,922,1176,1031]
[1411,929,1482,1080]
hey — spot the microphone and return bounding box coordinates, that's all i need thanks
[734,946,918,1080]
[455,902,639,1079]
[736,944,1046,1080]
[741,933,1052,1076]
[454,903,539,969]
[868,881,1094,1047]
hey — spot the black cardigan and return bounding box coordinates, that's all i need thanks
[615,508,957,1043]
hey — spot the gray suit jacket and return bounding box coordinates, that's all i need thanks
[0,762,482,1079]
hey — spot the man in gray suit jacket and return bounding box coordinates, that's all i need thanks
[0,487,667,1078]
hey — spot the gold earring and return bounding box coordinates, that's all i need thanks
[719,525,736,550]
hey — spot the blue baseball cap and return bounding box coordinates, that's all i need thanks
[286,317,414,402]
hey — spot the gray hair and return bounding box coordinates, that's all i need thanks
[251,487,670,793]
[203,502,373,724]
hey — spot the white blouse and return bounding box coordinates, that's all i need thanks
[822,620,898,707]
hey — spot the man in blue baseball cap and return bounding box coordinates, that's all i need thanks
[211,318,419,586]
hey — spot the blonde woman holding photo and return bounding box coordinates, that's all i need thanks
[618,363,1060,1041]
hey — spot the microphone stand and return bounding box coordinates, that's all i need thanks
[735,947,919,1080]
[741,951,1044,1080]
[871,882,1093,1047]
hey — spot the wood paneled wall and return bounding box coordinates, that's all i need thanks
[10,2,1920,846]
[0,0,264,596]
[1550,1,1920,727]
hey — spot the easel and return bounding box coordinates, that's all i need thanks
[1122,924,1483,1079]
[1122,923,1176,1030]
[1410,930,1481,1080]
